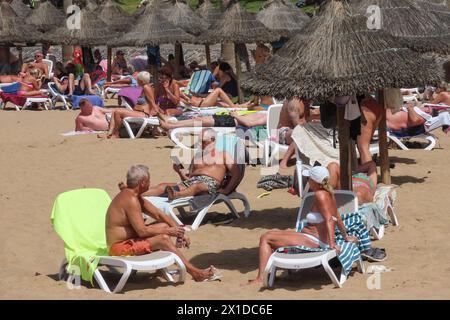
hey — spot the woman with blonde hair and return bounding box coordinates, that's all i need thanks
[99,71,156,139]
[245,166,358,286]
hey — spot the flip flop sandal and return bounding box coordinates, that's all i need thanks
[361,248,388,262]
[203,266,222,282]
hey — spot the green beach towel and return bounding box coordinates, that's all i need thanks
[50,188,111,284]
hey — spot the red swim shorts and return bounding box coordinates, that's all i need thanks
[109,238,152,256]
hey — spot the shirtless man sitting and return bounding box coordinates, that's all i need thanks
[118,129,240,202]
[21,52,49,80]
[75,99,112,132]
[106,165,215,282]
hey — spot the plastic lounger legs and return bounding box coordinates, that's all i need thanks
[58,251,187,294]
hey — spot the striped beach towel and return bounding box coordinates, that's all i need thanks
[276,212,371,276]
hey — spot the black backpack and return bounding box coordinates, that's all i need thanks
[320,100,337,129]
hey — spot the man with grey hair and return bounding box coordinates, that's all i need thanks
[106,165,216,282]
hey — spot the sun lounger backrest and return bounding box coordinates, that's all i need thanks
[266,104,284,137]
[50,188,111,256]
[296,190,358,230]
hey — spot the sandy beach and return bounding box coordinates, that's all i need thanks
[0,107,449,300]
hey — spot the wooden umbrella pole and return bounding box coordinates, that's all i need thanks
[234,43,244,104]
[106,46,112,82]
[205,44,211,69]
[337,106,352,190]
[377,89,391,184]
[174,43,180,80]
[17,46,23,70]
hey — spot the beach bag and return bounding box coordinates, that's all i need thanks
[0,82,20,94]
[320,100,337,129]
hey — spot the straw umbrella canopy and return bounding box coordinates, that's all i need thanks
[351,0,450,54]
[413,0,450,27]
[166,2,208,37]
[200,2,279,44]
[27,1,66,33]
[85,0,99,11]
[257,0,310,37]
[242,0,440,101]
[0,2,44,45]
[114,2,194,47]
[197,0,222,27]
[97,0,132,32]
[46,7,121,45]
[10,0,31,18]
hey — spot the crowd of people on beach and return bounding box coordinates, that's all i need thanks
[3,40,450,286]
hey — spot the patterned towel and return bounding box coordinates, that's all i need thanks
[257,174,293,191]
[276,212,371,276]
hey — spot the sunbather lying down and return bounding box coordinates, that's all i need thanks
[158,110,267,130]
[107,165,219,282]
[326,161,378,205]
[358,97,433,163]
[180,87,253,109]
[119,129,240,202]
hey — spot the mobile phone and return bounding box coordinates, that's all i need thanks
[171,155,184,168]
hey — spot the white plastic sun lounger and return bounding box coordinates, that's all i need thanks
[123,116,178,139]
[52,188,187,294]
[263,190,365,288]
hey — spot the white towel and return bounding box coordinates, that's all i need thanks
[61,130,105,136]
[291,123,339,167]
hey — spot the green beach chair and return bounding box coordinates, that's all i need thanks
[51,188,186,293]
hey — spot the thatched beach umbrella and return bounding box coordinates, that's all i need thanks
[243,0,440,187]
[351,0,450,54]
[46,7,121,46]
[97,0,132,32]
[201,2,279,44]
[166,2,208,36]
[10,0,31,18]
[413,0,450,28]
[200,3,279,102]
[96,0,132,81]
[114,2,194,47]
[115,1,194,84]
[197,0,222,26]
[0,2,44,45]
[165,1,208,76]
[197,0,222,68]
[244,1,439,100]
[257,0,310,38]
[27,1,66,32]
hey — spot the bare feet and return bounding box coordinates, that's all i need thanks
[242,278,263,287]
[166,186,176,201]
[190,266,216,282]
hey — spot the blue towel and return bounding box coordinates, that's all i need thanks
[71,95,104,109]
[389,125,425,137]
[276,212,371,276]
[189,70,215,95]
[0,82,20,94]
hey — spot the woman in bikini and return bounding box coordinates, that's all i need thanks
[17,68,43,96]
[154,68,182,117]
[327,161,378,204]
[99,71,156,139]
[245,166,359,286]
[180,62,253,109]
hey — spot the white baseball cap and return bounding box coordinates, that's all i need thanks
[302,166,330,184]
